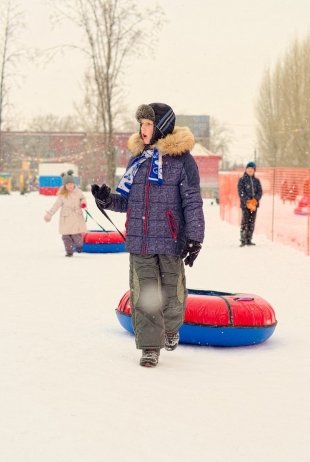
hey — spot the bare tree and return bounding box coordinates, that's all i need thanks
[0,0,24,169]
[74,71,103,133]
[256,69,281,166]
[209,117,234,168]
[27,113,81,132]
[256,35,310,167]
[75,70,137,133]
[53,0,163,187]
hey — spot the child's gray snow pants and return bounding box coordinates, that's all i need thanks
[129,254,187,350]
[62,233,83,254]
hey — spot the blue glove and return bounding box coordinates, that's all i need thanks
[181,239,202,267]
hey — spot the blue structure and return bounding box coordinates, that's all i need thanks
[83,242,126,253]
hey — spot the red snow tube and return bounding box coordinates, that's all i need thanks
[115,289,277,347]
[83,230,126,253]
[294,196,310,215]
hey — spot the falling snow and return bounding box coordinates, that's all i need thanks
[0,192,309,462]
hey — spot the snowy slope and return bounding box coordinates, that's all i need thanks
[0,192,309,462]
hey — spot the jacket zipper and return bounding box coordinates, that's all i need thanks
[142,161,152,255]
[250,176,255,197]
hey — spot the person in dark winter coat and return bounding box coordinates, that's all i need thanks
[238,161,263,246]
[92,102,205,367]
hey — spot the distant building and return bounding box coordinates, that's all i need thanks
[1,120,214,192]
[0,131,131,189]
[176,115,210,148]
[191,143,221,198]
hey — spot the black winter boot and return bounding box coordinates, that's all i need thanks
[140,349,160,367]
[165,332,180,351]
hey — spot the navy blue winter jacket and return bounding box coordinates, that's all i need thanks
[98,127,205,256]
[238,173,263,209]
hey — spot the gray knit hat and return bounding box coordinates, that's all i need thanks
[136,102,176,144]
[61,170,75,185]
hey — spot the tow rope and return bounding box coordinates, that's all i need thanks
[84,208,126,242]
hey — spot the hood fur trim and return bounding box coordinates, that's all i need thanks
[127,126,195,157]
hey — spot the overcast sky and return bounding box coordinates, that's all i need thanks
[10,0,310,163]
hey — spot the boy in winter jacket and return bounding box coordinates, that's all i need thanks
[92,103,205,367]
[44,170,87,256]
[238,161,263,246]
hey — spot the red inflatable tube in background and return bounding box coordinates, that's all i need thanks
[84,231,125,245]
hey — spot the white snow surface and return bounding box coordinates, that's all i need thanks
[1,192,310,462]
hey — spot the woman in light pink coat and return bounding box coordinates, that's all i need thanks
[44,170,87,257]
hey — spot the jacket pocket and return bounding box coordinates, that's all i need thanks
[166,209,178,240]
[125,208,132,233]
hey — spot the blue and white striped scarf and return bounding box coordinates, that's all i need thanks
[116,148,163,197]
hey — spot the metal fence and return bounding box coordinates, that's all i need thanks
[219,167,310,255]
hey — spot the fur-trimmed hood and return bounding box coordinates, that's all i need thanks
[127,126,195,157]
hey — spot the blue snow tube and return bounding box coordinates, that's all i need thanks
[116,289,277,347]
[83,230,126,253]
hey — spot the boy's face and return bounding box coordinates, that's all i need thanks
[140,119,154,144]
[246,167,255,176]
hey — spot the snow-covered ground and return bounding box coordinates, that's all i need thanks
[1,192,309,462]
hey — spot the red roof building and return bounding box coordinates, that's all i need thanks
[191,143,222,198]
